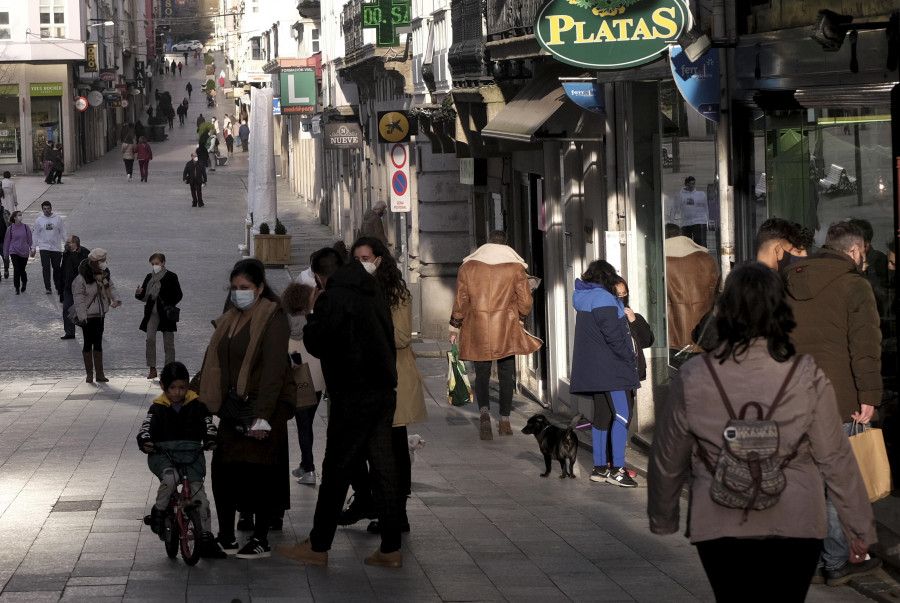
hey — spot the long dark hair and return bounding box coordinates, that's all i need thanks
[350,236,410,309]
[713,261,795,363]
[581,259,619,294]
[227,258,281,305]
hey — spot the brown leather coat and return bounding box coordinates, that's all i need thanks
[450,260,542,361]
[665,236,719,352]
[393,300,427,426]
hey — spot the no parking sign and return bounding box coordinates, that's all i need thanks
[389,142,410,212]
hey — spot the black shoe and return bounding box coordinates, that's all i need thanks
[270,515,283,531]
[337,495,377,527]
[606,467,638,487]
[20,283,25,292]
[149,507,166,535]
[590,467,610,482]
[366,520,410,534]
[198,202,204,207]
[236,513,254,531]
[192,203,197,207]
[198,532,228,559]
[826,557,882,586]
[236,537,271,559]
[61,334,75,340]
[216,535,239,555]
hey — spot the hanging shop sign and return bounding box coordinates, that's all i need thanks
[30,82,63,96]
[86,44,98,72]
[74,97,88,112]
[377,111,410,143]
[279,67,316,114]
[273,98,282,115]
[324,123,364,149]
[562,80,605,114]
[362,0,411,47]
[669,46,719,122]
[100,70,117,82]
[535,0,689,70]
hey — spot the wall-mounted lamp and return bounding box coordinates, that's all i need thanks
[809,10,899,71]
[677,22,711,62]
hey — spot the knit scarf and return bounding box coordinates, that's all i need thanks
[145,267,166,300]
[93,266,113,304]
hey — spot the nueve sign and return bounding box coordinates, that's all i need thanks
[535,0,689,70]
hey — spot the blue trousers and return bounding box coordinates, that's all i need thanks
[591,391,630,468]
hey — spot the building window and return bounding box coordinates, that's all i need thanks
[0,11,9,40]
[311,28,319,53]
[250,37,262,60]
[39,0,65,39]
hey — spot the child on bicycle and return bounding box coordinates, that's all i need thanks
[137,361,226,559]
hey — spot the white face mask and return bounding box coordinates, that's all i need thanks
[152,264,163,274]
[361,261,378,275]
[193,157,199,162]
[231,289,257,310]
[98,262,108,270]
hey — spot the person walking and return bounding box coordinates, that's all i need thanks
[183,152,207,207]
[3,210,33,294]
[276,247,404,568]
[197,113,206,133]
[196,140,210,171]
[177,61,183,76]
[781,220,884,585]
[171,59,177,74]
[205,134,219,171]
[196,259,296,559]
[648,262,877,602]
[50,143,64,184]
[183,51,188,64]
[43,142,57,184]
[186,81,193,100]
[177,103,187,126]
[60,235,89,340]
[121,136,136,181]
[223,123,234,154]
[0,171,16,279]
[33,201,67,296]
[449,230,542,439]
[135,136,153,182]
[570,260,640,486]
[238,120,249,152]
[164,61,169,75]
[71,248,121,383]
[136,253,183,380]
[340,237,428,534]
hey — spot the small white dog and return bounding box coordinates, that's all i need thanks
[407,434,425,464]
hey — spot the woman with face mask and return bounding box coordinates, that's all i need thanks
[337,236,427,534]
[135,253,183,380]
[2,211,34,294]
[71,248,122,382]
[195,258,296,560]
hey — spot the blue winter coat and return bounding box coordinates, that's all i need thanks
[569,279,640,395]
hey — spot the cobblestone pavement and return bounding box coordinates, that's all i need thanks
[0,59,890,602]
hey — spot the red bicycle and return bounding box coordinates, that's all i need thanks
[143,444,205,566]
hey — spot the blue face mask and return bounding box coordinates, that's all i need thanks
[231,289,257,310]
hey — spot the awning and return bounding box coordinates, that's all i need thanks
[481,70,574,143]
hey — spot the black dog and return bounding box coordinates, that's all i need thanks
[521,414,578,478]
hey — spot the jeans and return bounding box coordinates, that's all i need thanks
[62,289,75,337]
[10,253,27,291]
[124,158,134,177]
[39,249,61,292]
[682,223,708,247]
[154,468,212,533]
[473,356,515,416]
[822,421,855,570]
[138,159,150,181]
[294,393,321,472]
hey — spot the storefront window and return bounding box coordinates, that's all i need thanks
[31,97,62,172]
[0,85,20,164]
[746,106,896,401]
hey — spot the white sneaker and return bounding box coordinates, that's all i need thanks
[297,471,316,485]
[127,174,131,180]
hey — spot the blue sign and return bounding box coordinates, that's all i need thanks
[562,82,605,115]
[670,46,719,122]
[273,97,281,115]
[392,171,407,196]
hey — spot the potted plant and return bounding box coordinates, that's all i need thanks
[254,218,292,266]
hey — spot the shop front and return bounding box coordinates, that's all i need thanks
[0,84,22,167]
[30,82,64,172]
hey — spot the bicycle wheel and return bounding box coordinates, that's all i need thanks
[164,513,179,558]
[181,508,202,566]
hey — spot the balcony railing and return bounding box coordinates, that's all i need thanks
[486,0,542,40]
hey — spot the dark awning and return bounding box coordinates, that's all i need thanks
[481,70,574,143]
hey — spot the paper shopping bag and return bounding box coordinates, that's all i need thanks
[293,363,319,409]
[848,423,892,503]
[447,344,473,407]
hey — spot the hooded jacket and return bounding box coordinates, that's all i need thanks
[32,211,67,252]
[782,248,882,420]
[569,279,639,394]
[449,243,542,361]
[304,261,397,396]
[137,390,216,482]
[71,259,120,320]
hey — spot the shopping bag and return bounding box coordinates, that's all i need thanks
[447,343,473,407]
[293,363,318,409]
[848,422,892,502]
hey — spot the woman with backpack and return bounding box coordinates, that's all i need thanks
[647,262,877,602]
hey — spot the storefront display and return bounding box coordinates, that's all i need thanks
[0,84,20,164]
[30,83,62,172]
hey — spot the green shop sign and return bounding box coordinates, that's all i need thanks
[30,82,63,97]
[535,0,689,70]
[361,0,410,47]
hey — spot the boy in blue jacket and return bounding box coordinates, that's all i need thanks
[137,362,225,559]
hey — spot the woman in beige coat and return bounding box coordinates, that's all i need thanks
[338,236,427,533]
[71,248,121,382]
[648,262,876,602]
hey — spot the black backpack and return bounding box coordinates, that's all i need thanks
[696,354,803,522]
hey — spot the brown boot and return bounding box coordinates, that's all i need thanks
[480,414,493,440]
[147,367,157,379]
[275,539,328,566]
[93,351,109,382]
[498,419,513,436]
[82,352,94,383]
[364,549,402,568]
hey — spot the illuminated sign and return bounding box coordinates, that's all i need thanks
[361,0,410,46]
[86,44,98,71]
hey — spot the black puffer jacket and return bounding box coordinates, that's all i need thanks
[304,261,397,396]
